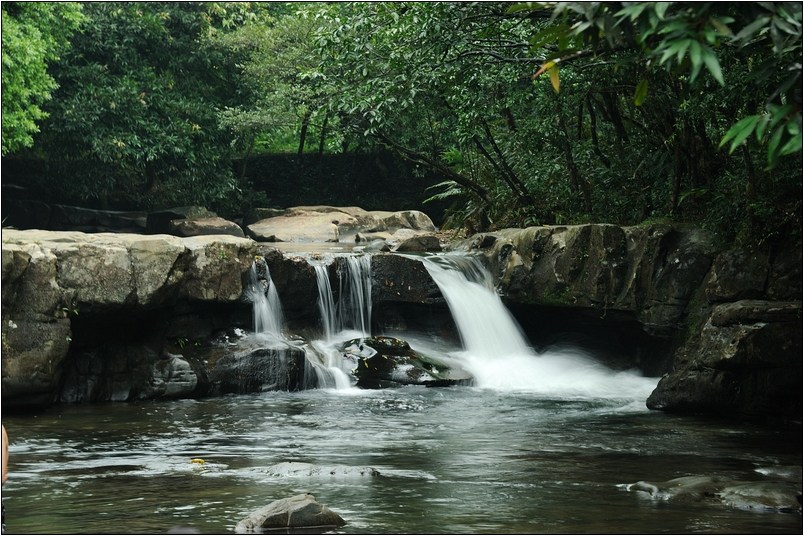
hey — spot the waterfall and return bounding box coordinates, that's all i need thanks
[421,254,659,400]
[302,254,374,390]
[314,263,337,340]
[246,257,285,340]
[310,255,372,341]
[422,255,531,357]
[337,255,372,337]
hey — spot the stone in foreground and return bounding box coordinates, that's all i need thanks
[235,494,346,533]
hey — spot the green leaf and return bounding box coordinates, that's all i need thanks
[689,40,702,68]
[779,131,802,156]
[654,2,671,19]
[657,39,688,65]
[528,23,568,50]
[720,115,761,153]
[766,125,785,163]
[701,47,724,85]
[615,4,647,22]
[733,15,771,42]
[754,114,771,142]
[633,78,649,106]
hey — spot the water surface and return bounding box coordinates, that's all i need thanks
[3,388,800,534]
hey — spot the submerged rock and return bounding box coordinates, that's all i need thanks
[622,473,802,514]
[235,493,345,533]
[261,461,380,478]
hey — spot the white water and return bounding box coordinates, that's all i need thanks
[248,253,658,400]
[246,258,285,340]
[302,255,376,389]
[313,262,338,340]
[311,255,372,341]
[337,255,372,336]
[421,254,659,401]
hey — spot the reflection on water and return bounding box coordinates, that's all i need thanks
[3,388,801,534]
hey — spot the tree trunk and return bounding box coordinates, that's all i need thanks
[240,129,255,181]
[298,109,312,156]
[479,118,534,205]
[376,131,493,206]
[556,99,593,214]
[317,112,329,156]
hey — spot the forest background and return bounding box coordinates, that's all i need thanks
[2,1,801,246]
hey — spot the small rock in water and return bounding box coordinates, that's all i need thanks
[235,493,346,533]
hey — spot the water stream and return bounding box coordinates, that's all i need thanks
[2,253,800,534]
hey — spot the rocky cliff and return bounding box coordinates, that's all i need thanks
[2,222,800,423]
[460,224,801,423]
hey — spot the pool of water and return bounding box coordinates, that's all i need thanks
[2,387,801,534]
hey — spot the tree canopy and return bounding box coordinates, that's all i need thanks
[1,2,84,155]
[2,1,801,245]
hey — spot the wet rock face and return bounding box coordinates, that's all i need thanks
[1,230,258,408]
[2,220,800,422]
[472,224,718,334]
[209,345,308,394]
[461,224,802,423]
[646,300,802,420]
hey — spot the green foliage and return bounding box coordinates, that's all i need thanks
[532,2,802,169]
[308,1,800,243]
[32,2,250,210]
[214,4,334,155]
[3,2,799,248]
[1,2,84,155]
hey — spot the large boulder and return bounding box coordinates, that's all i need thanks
[235,494,345,533]
[644,237,802,423]
[209,344,308,394]
[168,216,245,238]
[246,206,436,243]
[146,206,217,234]
[646,300,802,420]
[1,229,259,408]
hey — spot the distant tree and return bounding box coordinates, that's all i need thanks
[33,2,250,210]
[215,4,336,159]
[1,2,84,155]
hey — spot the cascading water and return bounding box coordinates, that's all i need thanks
[421,253,659,401]
[314,262,338,341]
[337,255,372,337]
[302,255,374,389]
[246,257,285,340]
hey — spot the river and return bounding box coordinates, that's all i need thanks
[2,387,801,534]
